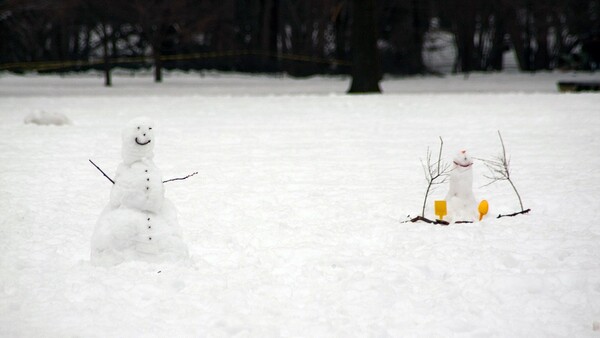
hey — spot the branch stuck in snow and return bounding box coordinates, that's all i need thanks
[481,131,527,213]
[420,136,451,217]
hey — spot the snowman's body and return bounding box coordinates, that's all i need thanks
[91,118,188,266]
[109,159,164,211]
[445,150,479,222]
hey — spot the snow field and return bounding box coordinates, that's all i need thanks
[1,72,600,337]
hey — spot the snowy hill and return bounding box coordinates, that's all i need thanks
[1,72,599,337]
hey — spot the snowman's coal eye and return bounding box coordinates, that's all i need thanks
[137,126,140,130]
[149,127,152,130]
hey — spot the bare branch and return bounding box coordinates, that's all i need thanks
[436,136,443,175]
[481,131,525,212]
[498,130,507,166]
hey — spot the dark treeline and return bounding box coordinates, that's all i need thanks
[1,0,599,80]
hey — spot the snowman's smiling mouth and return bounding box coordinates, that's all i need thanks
[454,161,472,168]
[135,137,151,146]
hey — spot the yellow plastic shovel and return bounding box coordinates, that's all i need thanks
[434,200,447,220]
[478,200,489,221]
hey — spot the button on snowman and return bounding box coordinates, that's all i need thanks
[91,117,189,266]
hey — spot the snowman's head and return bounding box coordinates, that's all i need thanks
[452,150,473,169]
[121,117,155,164]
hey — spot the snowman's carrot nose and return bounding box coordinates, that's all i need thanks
[461,150,466,154]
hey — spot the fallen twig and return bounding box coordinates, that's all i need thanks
[409,215,450,226]
[89,159,114,184]
[411,215,433,223]
[497,209,531,218]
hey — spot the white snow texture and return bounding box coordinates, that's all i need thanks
[1,71,600,337]
[91,117,189,266]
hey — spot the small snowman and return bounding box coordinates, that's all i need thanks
[91,117,189,266]
[445,150,479,222]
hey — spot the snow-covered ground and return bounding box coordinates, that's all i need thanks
[1,71,600,337]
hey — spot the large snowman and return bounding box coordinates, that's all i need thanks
[91,117,189,266]
[444,150,479,222]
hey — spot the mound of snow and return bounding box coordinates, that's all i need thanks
[24,110,71,126]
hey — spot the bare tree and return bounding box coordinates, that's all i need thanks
[3,0,598,76]
[482,131,530,217]
[420,136,451,217]
[131,0,193,82]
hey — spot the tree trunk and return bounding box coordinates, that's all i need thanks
[489,14,506,71]
[348,0,381,93]
[508,28,524,70]
[522,2,533,71]
[534,13,550,70]
[455,20,476,73]
[111,25,119,64]
[259,0,278,71]
[83,26,91,60]
[334,2,350,73]
[407,0,427,74]
[153,43,162,83]
[102,24,112,87]
[506,5,528,71]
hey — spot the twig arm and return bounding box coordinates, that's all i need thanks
[163,172,198,183]
[89,159,114,184]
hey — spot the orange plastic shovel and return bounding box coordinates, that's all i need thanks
[478,200,489,221]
